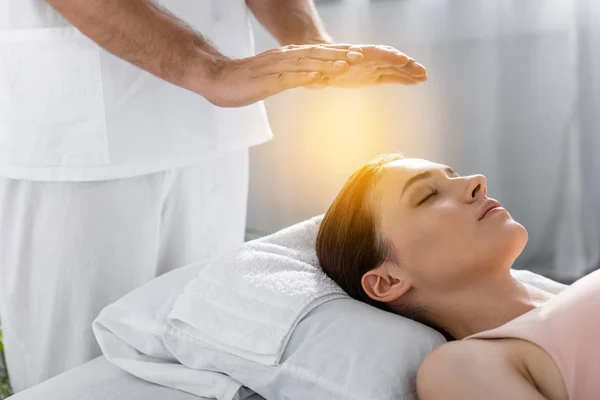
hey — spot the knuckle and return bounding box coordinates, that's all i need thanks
[330,60,346,70]
[296,56,306,66]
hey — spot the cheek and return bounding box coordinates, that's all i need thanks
[395,217,457,276]
[393,206,529,287]
[395,206,478,278]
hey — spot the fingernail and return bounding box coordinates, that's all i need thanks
[333,60,347,67]
[413,62,427,74]
[346,51,362,61]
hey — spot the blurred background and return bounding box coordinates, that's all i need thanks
[2,1,598,397]
[245,0,600,283]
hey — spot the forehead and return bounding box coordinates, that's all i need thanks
[368,159,439,232]
[379,158,446,184]
[372,158,446,207]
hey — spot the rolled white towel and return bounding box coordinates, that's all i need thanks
[167,215,347,366]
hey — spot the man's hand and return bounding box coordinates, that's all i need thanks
[200,44,427,108]
[245,0,427,91]
[199,44,362,107]
[306,45,427,89]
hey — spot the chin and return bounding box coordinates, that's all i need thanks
[498,220,529,262]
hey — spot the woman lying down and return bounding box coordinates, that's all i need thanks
[316,153,597,400]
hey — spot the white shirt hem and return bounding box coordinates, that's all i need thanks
[0,144,263,182]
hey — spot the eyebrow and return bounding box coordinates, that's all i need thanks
[401,167,457,196]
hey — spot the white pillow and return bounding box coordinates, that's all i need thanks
[94,263,254,400]
[95,260,567,400]
[181,270,567,400]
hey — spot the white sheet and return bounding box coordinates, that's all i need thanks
[10,356,265,400]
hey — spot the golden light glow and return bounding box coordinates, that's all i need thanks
[260,86,433,212]
[294,87,426,187]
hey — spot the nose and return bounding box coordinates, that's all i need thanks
[464,174,487,202]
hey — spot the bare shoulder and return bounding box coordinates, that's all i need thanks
[417,340,510,383]
[416,339,552,400]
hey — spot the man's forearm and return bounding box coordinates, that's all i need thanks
[45,0,223,95]
[246,0,332,46]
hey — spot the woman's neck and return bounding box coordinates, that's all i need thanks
[425,272,553,340]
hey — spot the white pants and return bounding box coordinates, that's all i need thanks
[0,148,249,392]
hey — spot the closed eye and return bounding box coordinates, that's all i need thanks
[417,188,438,205]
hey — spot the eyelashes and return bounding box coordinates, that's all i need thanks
[417,188,438,206]
[414,170,459,206]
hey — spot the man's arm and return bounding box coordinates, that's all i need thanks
[45,0,222,97]
[44,0,363,107]
[246,0,332,45]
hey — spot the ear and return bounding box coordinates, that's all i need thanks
[361,262,412,303]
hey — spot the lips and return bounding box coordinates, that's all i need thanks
[479,199,503,220]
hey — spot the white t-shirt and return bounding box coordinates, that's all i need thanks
[0,0,273,181]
